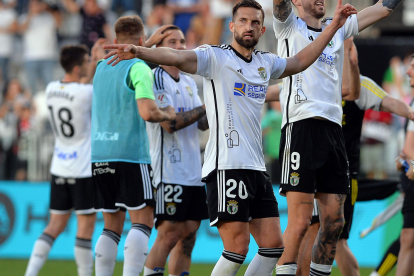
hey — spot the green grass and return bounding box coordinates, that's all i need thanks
[0,259,386,276]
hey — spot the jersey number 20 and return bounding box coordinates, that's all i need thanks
[48,106,75,138]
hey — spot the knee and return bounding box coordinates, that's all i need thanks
[228,234,250,256]
[320,214,345,238]
[45,220,67,236]
[288,217,311,238]
[158,229,182,251]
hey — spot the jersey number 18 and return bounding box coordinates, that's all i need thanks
[48,106,75,138]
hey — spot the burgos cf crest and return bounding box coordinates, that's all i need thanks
[227,200,238,214]
[290,172,300,186]
[166,203,176,215]
[233,83,246,96]
[258,67,267,80]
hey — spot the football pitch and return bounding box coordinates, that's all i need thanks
[0,259,384,276]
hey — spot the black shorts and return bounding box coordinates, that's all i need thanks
[154,183,209,228]
[401,173,414,229]
[279,119,350,196]
[205,169,279,227]
[93,162,155,213]
[310,178,357,240]
[50,175,95,215]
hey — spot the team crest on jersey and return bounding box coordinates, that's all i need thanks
[166,203,176,215]
[258,67,267,80]
[227,200,238,214]
[290,172,300,186]
[186,86,193,97]
[328,40,334,48]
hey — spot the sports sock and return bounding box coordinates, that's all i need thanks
[75,238,93,276]
[211,250,246,276]
[310,262,332,276]
[275,262,297,276]
[245,247,284,276]
[25,233,55,276]
[123,223,152,276]
[143,266,165,276]
[374,236,400,276]
[95,229,120,276]
[168,273,189,276]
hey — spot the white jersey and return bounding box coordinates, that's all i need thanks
[146,67,204,187]
[46,81,93,178]
[355,75,387,111]
[193,44,287,177]
[273,11,359,127]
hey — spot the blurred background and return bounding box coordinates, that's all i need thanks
[0,0,413,274]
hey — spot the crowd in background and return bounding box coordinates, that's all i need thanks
[0,0,412,182]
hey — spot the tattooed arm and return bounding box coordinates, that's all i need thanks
[357,0,403,32]
[160,105,206,133]
[273,0,293,22]
[198,115,209,131]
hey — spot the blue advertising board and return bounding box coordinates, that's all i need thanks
[0,181,399,266]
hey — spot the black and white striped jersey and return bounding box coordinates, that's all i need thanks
[193,44,287,178]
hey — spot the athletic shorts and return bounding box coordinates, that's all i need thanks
[401,173,414,229]
[310,178,357,240]
[50,175,95,215]
[205,169,279,227]
[154,183,209,228]
[279,118,350,196]
[92,162,155,213]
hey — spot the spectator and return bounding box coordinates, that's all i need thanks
[19,0,61,95]
[111,0,142,17]
[146,1,174,34]
[0,0,18,86]
[167,0,203,35]
[62,0,113,51]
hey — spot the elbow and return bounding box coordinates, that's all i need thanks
[140,111,153,122]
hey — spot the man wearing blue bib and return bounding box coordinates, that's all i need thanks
[91,16,175,276]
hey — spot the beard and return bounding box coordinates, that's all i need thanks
[234,31,259,49]
[303,1,325,19]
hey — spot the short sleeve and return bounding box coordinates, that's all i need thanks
[269,54,287,80]
[152,73,173,108]
[273,11,299,40]
[408,119,414,132]
[129,62,155,100]
[342,14,359,40]
[193,45,219,79]
[355,76,387,111]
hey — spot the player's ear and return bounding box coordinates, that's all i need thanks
[260,26,266,37]
[229,20,234,34]
[292,0,300,7]
[114,38,117,44]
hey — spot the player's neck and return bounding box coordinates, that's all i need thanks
[161,65,180,80]
[62,73,81,83]
[299,12,322,30]
[230,41,254,61]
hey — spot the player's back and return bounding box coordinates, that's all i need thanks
[46,80,93,178]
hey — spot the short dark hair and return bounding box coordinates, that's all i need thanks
[158,25,182,46]
[115,15,145,39]
[232,0,265,23]
[60,45,89,73]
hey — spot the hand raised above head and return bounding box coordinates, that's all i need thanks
[331,0,358,28]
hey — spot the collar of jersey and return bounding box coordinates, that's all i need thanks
[307,25,322,32]
[159,66,180,82]
[229,45,253,63]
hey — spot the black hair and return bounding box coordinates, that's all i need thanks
[232,0,265,23]
[60,45,89,73]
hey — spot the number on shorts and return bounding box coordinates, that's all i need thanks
[226,179,248,199]
[164,184,183,203]
[291,152,300,170]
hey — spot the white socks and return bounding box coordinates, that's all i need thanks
[310,262,332,276]
[95,229,121,276]
[245,247,284,276]
[211,250,246,276]
[123,223,152,276]
[143,266,165,275]
[25,233,54,276]
[275,263,297,276]
[75,238,93,276]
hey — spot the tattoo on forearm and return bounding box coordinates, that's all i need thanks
[335,194,345,207]
[182,231,196,258]
[198,115,209,131]
[382,0,403,12]
[301,201,313,205]
[169,106,206,131]
[273,0,292,22]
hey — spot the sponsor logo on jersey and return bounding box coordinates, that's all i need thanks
[318,53,335,66]
[94,132,119,141]
[93,167,116,176]
[227,200,238,214]
[258,67,267,80]
[186,86,193,97]
[55,148,77,160]
[178,107,191,112]
[233,82,267,99]
[226,130,239,148]
[290,172,300,186]
[166,202,176,215]
[94,162,109,167]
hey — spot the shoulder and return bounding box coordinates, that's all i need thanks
[153,67,168,90]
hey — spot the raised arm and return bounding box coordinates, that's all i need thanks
[103,45,198,74]
[357,0,403,32]
[273,0,293,22]
[381,96,414,121]
[279,0,357,79]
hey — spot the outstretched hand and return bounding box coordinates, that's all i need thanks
[103,44,139,66]
[332,0,357,28]
[145,25,175,48]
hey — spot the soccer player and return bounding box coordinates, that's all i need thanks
[396,53,414,276]
[25,41,105,276]
[272,0,404,275]
[143,25,209,276]
[103,1,356,275]
[91,16,176,276]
